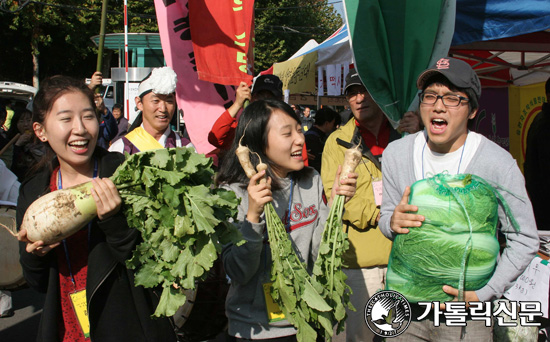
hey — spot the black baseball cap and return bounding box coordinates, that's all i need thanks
[344,70,364,94]
[252,74,283,98]
[416,57,481,99]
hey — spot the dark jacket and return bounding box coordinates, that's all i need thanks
[17,148,177,342]
[97,110,119,149]
[112,116,129,144]
[524,102,550,230]
[304,126,327,173]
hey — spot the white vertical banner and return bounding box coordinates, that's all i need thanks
[317,66,325,97]
[284,89,290,104]
[127,82,140,125]
[343,64,350,95]
[326,64,342,96]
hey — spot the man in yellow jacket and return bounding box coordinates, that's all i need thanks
[321,70,419,341]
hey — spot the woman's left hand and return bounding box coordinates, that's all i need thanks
[439,285,480,309]
[330,165,358,204]
[91,178,122,221]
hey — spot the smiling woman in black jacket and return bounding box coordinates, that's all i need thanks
[17,76,177,342]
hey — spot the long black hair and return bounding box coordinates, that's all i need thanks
[216,99,309,190]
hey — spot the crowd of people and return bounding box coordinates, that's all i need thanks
[0,57,545,342]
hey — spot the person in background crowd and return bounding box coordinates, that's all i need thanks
[208,74,308,167]
[321,70,420,342]
[379,57,538,341]
[17,75,177,341]
[0,104,12,168]
[208,74,284,151]
[305,107,340,173]
[109,66,192,154]
[290,104,302,117]
[216,99,357,341]
[524,76,550,231]
[300,106,315,132]
[110,103,129,143]
[0,159,20,318]
[93,94,118,149]
[1,99,15,131]
[338,106,353,127]
[87,72,118,149]
[9,108,44,181]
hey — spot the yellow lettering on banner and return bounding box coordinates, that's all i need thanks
[273,51,318,94]
[233,0,243,11]
[233,8,248,74]
[236,52,247,64]
[235,32,246,47]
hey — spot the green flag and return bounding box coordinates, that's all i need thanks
[344,0,456,126]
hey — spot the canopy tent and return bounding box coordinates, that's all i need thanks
[450,30,550,87]
[269,0,550,172]
[273,0,550,95]
[291,24,352,67]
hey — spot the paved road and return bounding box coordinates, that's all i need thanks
[0,286,44,342]
[0,286,230,341]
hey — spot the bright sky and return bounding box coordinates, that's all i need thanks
[331,1,345,20]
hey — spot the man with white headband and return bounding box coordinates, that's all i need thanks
[109,66,192,153]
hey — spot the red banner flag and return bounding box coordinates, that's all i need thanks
[188,0,255,86]
[154,0,238,155]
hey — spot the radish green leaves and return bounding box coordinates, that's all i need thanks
[111,148,242,317]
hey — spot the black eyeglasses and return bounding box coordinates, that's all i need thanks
[419,92,469,107]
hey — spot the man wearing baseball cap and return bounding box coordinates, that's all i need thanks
[379,57,538,340]
[208,74,283,151]
[321,70,405,341]
[109,66,192,153]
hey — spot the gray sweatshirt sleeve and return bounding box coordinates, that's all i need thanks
[310,173,330,262]
[474,159,539,302]
[221,184,266,285]
[379,136,415,241]
[379,150,399,240]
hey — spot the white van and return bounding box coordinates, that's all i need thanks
[85,78,115,110]
[0,81,37,108]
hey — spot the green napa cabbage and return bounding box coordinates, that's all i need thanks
[386,173,518,303]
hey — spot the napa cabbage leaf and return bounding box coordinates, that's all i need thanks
[386,173,519,303]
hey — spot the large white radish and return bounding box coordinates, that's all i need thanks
[21,182,98,244]
[340,145,362,182]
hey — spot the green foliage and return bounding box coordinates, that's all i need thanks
[0,0,158,83]
[264,202,332,342]
[254,0,343,73]
[110,147,243,317]
[312,194,354,340]
[0,0,341,85]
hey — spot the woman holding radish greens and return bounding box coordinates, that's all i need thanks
[16,76,177,342]
[216,99,358,341]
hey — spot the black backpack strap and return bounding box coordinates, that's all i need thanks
[336,125,382,171]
